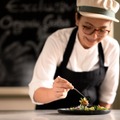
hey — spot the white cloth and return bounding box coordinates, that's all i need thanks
[29,27,119,105]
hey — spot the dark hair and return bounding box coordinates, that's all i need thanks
[76,12,82,20]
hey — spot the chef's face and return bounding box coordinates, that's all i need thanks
[75,14,112,49]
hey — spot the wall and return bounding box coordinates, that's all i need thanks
[112,0,120,109]
[0,0,76,110]
[0,0,120,110]
[0,87,35,110]
[0,0,76,87]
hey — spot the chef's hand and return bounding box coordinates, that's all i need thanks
[53,76,74,100]
[99,102,111,109]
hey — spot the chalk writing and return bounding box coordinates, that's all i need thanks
[0,0,76,86]
[6,0,75,13]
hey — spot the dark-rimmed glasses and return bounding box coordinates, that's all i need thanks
[82,25,110,37]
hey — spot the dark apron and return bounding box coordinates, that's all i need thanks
[36,27,108,109]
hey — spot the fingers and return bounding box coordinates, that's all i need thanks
[54,76,74,89]
[52,76,74,99]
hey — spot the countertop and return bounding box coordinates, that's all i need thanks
[0,109,120,120]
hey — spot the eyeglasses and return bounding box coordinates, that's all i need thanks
[82,25,110,37]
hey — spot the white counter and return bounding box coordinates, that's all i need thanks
[0,110,120,120]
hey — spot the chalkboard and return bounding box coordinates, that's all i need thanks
[0,0,76,86]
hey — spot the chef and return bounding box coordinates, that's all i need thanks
[29,0,120,109]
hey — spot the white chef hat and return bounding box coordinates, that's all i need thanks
[77,0,120,22]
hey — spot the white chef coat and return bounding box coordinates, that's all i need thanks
[29,27,119,105]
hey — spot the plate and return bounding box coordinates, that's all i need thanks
[58,108,111,115]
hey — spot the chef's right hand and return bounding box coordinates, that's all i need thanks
[52,76,74,99]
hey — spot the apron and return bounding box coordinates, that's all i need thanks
[36,27,108,109]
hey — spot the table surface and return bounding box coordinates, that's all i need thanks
[0,109,120,120]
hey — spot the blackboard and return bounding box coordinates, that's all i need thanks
[0,0,76,86]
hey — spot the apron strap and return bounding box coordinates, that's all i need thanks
[98,42,105,67]
[60,27,78,68]
[60,27,105,68]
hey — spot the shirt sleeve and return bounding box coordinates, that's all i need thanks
[99,40,119,104]
[28,30,67,104]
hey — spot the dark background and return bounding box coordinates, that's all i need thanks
[0,0,76,86]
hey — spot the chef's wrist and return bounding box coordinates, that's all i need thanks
[99,101,111,109]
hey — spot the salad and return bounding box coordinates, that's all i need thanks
[69,97,108,111]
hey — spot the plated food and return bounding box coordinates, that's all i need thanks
[79,97,89,106]
[58,97,110,115]
[69,97,108,111]
[69,104,108,111]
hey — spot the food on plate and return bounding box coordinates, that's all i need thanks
[69,97,108,111]
[69,104,108,111]
[79,97,89,106]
